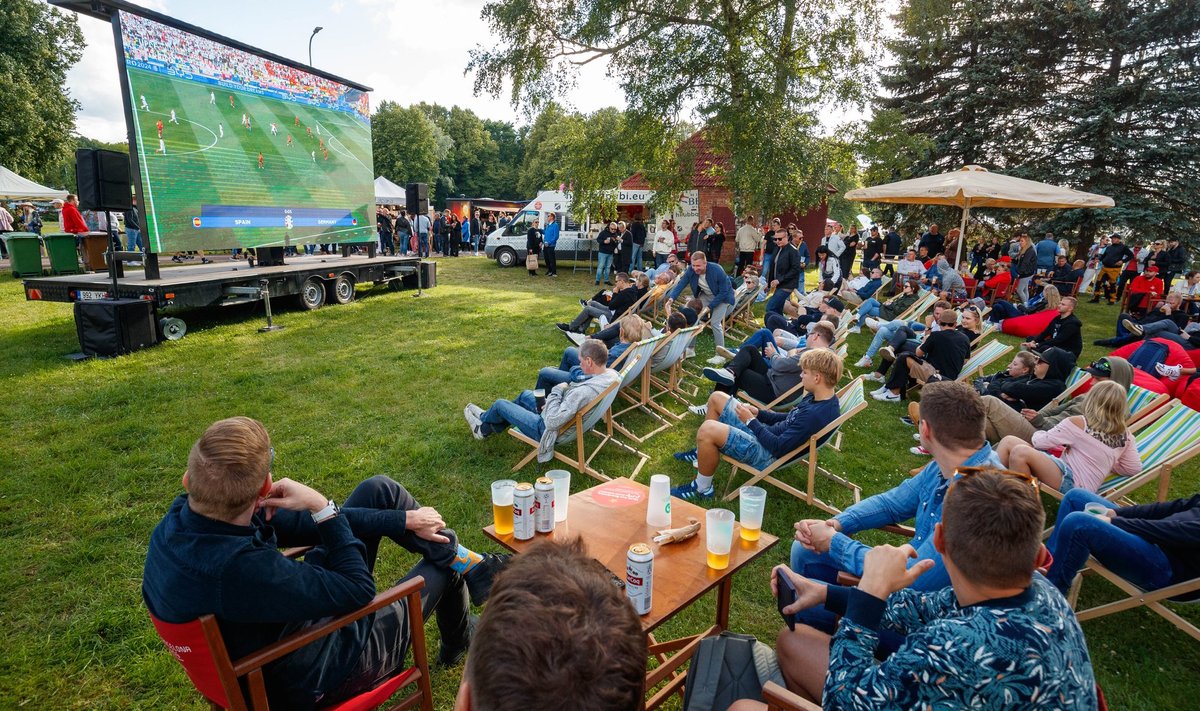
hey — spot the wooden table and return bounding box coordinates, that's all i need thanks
[484,477,778,709]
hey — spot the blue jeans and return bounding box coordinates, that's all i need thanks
[865,319,906,359]
[596,252,614,283]
[631,244,643,270]
[765,287,793,315]
[126,228,141,251]
[1141,319,1181,338]
[741,328,779,352]
[480,391,546,440]
[559,348,580,371]
[857,297,881,325]
[535,367,573,392]
[989,300,1020,321]
[761,253,773,280]
[654,253,668,267]
[470,234,479,252]
[1045,489,1173,594]
[418,232,430,258]
[397,231,411,255]
[716,397,776,470]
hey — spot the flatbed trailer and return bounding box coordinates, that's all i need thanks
[23,253,427,315]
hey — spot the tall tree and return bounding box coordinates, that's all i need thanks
[0,0,85,186]
[479,119,524,199]
[417,104,501,199]
[515,103,585,198]
[371,101,446,187]
[469,0,881,216]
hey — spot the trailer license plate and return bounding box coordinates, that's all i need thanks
[76,290,107,301]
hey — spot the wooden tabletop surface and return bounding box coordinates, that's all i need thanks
[484,477,779,633]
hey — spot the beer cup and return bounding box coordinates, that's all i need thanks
[491,479,516,535]
[738,486,766,541]
[706,509,735,570]
[548,469,571,522]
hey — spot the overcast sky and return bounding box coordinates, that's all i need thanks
[64,0,628,142]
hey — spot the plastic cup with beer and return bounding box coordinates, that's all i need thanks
[1084,503,1110,519]
[738,486,766,541]
[705,508,736,570]
[548,469,571,522]
[491,479,517,535]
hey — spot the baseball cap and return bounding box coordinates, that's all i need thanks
[1145,264,1159,273]
[1084,357,1112,378]
[826,297,845,312]
[938,309,959,326]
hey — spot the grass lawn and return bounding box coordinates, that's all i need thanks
[1,256,1197,709]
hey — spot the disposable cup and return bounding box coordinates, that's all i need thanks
[491,480,516,535]
[738,486,766,541]
[548,470,571,522]
[706,509,736,570]
[1084,503,1110,518]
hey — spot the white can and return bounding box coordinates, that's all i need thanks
[513,482,536,540]
[534,477,556,533]
[626,543,654,615]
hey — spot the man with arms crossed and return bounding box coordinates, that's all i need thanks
[733,468,1095,709]
[143,417,507,709]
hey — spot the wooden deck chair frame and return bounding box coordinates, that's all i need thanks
[739,343,849,412]
[893,290,938,324]
[1048,369,1092,407]
[1125,385,1171,426]
[610,329,694,443]
[954,339,1013,383]
[762,681,821,711]
[719,377,869,515]
[1070,557,1200,642]
[509,357,652,482]
[723,286,765,340]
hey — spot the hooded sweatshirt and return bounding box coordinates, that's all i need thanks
[936,257,965,294]
[1030,357,1133,430]
[994,347,1074,411]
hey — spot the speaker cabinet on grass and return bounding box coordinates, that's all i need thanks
[74,299,158,357]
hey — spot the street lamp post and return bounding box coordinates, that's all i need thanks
[308,26,323,66]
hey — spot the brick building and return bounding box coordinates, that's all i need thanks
[619,129,830,264]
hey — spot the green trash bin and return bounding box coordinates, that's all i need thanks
[6,233,44,278]
[44,232,83,275]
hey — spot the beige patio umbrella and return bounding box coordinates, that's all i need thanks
[845,164,1115,267]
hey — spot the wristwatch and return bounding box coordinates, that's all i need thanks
[311,499,340,524]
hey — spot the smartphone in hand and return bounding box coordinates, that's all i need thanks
[776,570,797,631]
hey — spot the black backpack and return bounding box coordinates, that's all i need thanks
[681,632,784,711]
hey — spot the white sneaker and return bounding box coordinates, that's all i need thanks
[864,317,881,331]
[879,346,896,362]
[1156,362,1182,381]
[853,356,873,369]
[913,432,922,441]
[848,326,861,334]
[687,404,708,416]
[706,355,727,366]
[871,389,901,402]
[463,404,485,440]
[864,372,885,383]
[715,346,738,360]
[871,385,889,396]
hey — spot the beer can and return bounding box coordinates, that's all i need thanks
[626,543,654,615]
[513,482,536,540]
[534,477,556,533]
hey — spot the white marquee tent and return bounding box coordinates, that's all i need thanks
[0,165,69,201]
[374,176,407,205]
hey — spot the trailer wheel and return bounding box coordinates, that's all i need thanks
[495,247,517,268]
[299,276,326,310]
[159,317,187,341]
[328,274,355,304]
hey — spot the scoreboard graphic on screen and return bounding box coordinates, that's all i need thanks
[116,10,375,253]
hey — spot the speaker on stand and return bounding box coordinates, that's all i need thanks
[405,183,429,297]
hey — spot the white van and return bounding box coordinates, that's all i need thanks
[484,191,594,267]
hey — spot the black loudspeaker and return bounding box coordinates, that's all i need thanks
[405,183,429,216]
[74,299,159,356]
[257,246,285,266]
[76,149,132,211]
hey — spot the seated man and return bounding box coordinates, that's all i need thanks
[1048,255,1084,293]
[465,339,621,464]
[789,382,999,632]
[556,272,643,334]
[836,267,883,307]
[980,258,1013,299]
[700,321,835,406]
[1022,295,1083,359]
[143,417,508,708]
[669,348,843,500]
[850,277,918,336]
[869,308,971,403]
[453,539,648,711]
[895,248,923,282]
[1100,292,1189,347]
[765,296,845,340]
[1125,262,1164,315]
[982,355,1132,443]
[643,252,681,280]
[746,468,1095,709]
[1045,489,1200,598]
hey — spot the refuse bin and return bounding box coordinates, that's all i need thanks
[7,233,45,278]
[79,231,109,272]
[44,232,83,275]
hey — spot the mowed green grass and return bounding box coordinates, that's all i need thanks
[0,257,1197,709]
[128,67,374,252]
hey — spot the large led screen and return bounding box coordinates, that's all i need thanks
[118,10,375,253]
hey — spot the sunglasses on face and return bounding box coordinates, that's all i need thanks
[952,465,1038,491]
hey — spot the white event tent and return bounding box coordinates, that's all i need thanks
[0,165,69,201]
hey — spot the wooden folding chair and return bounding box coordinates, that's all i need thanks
[720,377,869,515]
[723,285,765,340]
[149,577,433,711]
[954,339,1013,383]
[1048,368,1093,407]
[762,681,821,711]
[1071,557,1200,642]
[1091,399,1200,503]
[892,290,937,324]
[1125,384,1171,425]
[611,330,696,443]
[509,357,651,482]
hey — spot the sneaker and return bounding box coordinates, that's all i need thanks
[556,322,573,333]
[900,415,915,427]
[703,367,736,386]
[437,614,478,668]
[464,552,512,606]
[463,404,485,440]
[579,298,589,308]
[864,316,881,331]
[549,272,557,277]
[848,326,861,334]
[910,445,931,456]
[1122,318,1143,337]
[871,385,889,396]
[872,389,901,402]
[853,356,873,369]
[673,448,698,464]
[687,404,709,417]
[715,346,738,360]
[1156,362,1182,381]
[879,346,896,362]
[706,355,727,366]
[913,432,922,441]
[864,372,886,383]
[670,480,714,500]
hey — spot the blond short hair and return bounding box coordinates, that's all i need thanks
[186,417,272,520]
[800,348,842,386]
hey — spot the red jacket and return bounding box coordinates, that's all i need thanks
[1128,273,1164,297]
[60,203,88,234]
[984,270,1012,292]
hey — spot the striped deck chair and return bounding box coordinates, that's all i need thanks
[969,321,997,348]
[954,339,1013,383]
[509,351,654,482]
[720,377,868,515]
[1048,368,1092,407]
[1092,400,1200,503]
[724,285,765,340]
[639,324,706,420]
[1126,384,1170,425]
[1070,556,1200,643]
[611,329,695,443]
[893,290,938,324]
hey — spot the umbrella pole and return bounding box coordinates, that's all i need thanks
[954,203,970,269]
